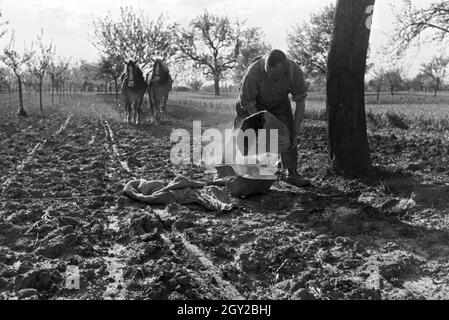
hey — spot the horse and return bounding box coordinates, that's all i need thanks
[147,59,173,123]
[121,60,148,125]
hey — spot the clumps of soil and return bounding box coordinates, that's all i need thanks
[128,212,163,236]
[142,263,200,300]
[35,229,86,259]
[14,268,63,299]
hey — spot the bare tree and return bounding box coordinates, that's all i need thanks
[421,55,449,96]
[27,30,55,112]
[176,11,244,96]
[327,0,375,176]
[1,33,33,117]
[393,0,449,53]
[92,7,177,67]
[287,4,335,82]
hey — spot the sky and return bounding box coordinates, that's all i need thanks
[0,0,443,78]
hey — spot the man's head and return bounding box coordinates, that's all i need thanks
[265,50,288,79]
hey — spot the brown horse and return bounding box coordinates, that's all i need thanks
[147,59,173,123]
[121,60,147,125]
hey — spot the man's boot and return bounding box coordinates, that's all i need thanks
[286,169,312,188]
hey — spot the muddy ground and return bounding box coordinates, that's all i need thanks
[1,93,449,300]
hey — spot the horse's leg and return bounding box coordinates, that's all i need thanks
[125,98,131,124]
[129,101,132,125]
[156,97,161,123]
[149,92,155,124]
[132,100,138,125]
[162,93,169,119]
[149,91,156,123]
[162,93,168,114]
[137,97,143,125]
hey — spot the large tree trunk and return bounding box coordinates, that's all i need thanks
[327,0,374,176]
[213,73,220,96]
[16,75,27,117]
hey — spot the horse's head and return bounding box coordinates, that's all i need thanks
[125,60,140,88]
[152,58,169,85]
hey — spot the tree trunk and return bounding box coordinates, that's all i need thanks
[376,87,380,102]
[434,80,439,97]
[327,0,374,176]
[39,76,43,112]
[16,75,27,117]
[214,74,220,96]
